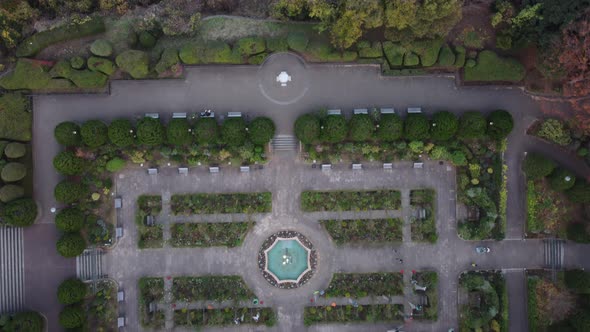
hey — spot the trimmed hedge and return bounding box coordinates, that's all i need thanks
[404,52,420,66]
[409,38,443,67]
[70,56,85,69]
[236,37,266,55]
[377,114,403,141]
[87,57,115,76]
[53,151,85,175]
[59,305,85,328]
[458,111,486,139]
[404,113,430,140]
[321,115,347,143]
[0,93,32,141]
[295,114,320,144]
[487,109,513,139]
[287,32,309,52]
[4,142,26,158]
[116,50,150,79]
[90,39,113,57]
[522,153,556,179]
[56,233,86,258]
[348,114,374,142]
[179,42,203,64]
[80,120,108,147]
[3,312,44,332]
[167,118,192,146]
[431,111,458,141]
[17,18,105,57]
[454,45,466,67]
[249,117,275,145]
[0,59,52,90]
[267,37,288,52]
[1,198,37,227]
[55,207,85,233]
[566,181,590,203]
[464,50,525,82]
[383,42,405,66]
[106,157,126,172]
[1,162,26,182]
[438,45,456,66]
[358,41,383,58]
[155,48,180,74]
[549,168,576,191]
[57,278,87,305]
[139,31,157,49]
[0,184,24,203]
[54,180,87,204]
[108,119,135,147]
[194,118,218,144]
[221,117,247,146]
[136,117,165,146]
[301,190,401,212]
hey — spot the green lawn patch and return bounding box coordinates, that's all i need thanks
[171,192,271,215]
[174,307,276,327]
[321,219,402,244]
[302,190,401,212]
[326,273,403,297]
[304,304,404,325]
[172,276,255,302]
[0,93,32,141]
[170,222,252,247]
[410,189,437,243]
[138,277,165,328]
[464,50,525,82]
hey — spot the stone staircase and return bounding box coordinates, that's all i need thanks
[0,226,25,314]
[271,135,298,152]
[543,238,564,281]
[76,248,105,282]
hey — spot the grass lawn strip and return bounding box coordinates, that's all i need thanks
[171,192,271,215]
[301,190,401,212]
[326,272,404,298]
[321,219,402,244]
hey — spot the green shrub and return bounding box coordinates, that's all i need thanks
[321,115,347,143]
[249,117,275,145]
[409,38,443,67]
[59,305,85,328]
[108,119,135,147]
[179,42,203,64]
[4,142,26,158]
[549,168,576,191]
[487,110,513,139]
[136,117,165,146]
[248,53,268,65]
[348,114,374,142]
[565,270,590,294]
[106,157,126,172]
[194,118,218,144]
[55,207,85,233]
[68,69,108,88]
[358,41,383,58]
[116,50,149,79]
[495,33,512,50]
[377,114,403,141]
[55,121,82,147]
[536,119,571,146]
[465,58,476,68]
[454,45,466,67]
[404,113,430,140]
[2,198,37,227]
[567,222,590,243]
[523,153,556,179]
[53,151,85,175]
[1,162,26,182]
[155,48,179,74]
[0,93,32,141]
[566,181,590,203]
[295,114,320,144]
[57,278,87,305]
[431,111,458,141]
[438,45,456,66]
[464,50,525,82]
[201,41,236,64]
[167,118,192,146]
[382,42,405,66]
[81,120,108,147]
[0,184,24,203]
[221,117,247,146]
[139,31,157,49]
[458,111,486,139]
[90,39,113,57]
[16,18,105,57]
[305,40,358,62]
[54,180,87,204]
[3,312,44,332]
[87,57,115,75]
[56,233,86,258]
[287,32,309,52]
[266,37,288,52]
[403,52,420,66]
[0,59,52,90]
[236,37,266,55]
[70,56,85,69]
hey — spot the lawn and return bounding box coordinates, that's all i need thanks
[464,50,526,82]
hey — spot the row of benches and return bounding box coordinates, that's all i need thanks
[146,165,261,175]
[144,111,243,119]
[327,107,422,116]
[317,162,424,171]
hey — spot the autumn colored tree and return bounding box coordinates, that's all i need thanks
[559,10,590,97]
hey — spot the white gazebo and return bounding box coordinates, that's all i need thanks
[276,71,292,87]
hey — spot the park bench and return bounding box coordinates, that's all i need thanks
[380,108,395,115]
[145,215,155,226]
[178,167,188,175]
[413,162,424,169]
[383,163,393,169]
[172,112,187,119]
[117,317,125,328]
[116,227,123,238]
[117,290,125,302]
[407,107,422,114]
[144,113,159,119]
[353,108,368,115]
[147,168,158,175]
[327,109,341,116]
[321,164,332,171]
[352,163,362,170]
[199,110,215,118]
[228,112,242,118]
[209,166,220,173]
[240,166,250,173]
[114,197,122,209]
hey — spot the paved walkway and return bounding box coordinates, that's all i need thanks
[26,54,590,331]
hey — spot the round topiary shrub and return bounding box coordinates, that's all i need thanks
[566,181,590,204]
[287,32,309,52]
[56,233,86,258]
[0,184,24,203]
[465,59,477,68]
[549,168,576,191]
[522,153,556,179]
[57,278,87,305]
[136,117,165,146]
[221,118,247,146]
[321,115,347,143]
[487,110,513,139]
[54,180,88,204]
[194,118,218,144]
[4,311,44,332]
[376,114,403,142]
[249,117,276,145]
[81,120,108,148]
[431,111,458,141]
[116,50,150,79]
[90,39,113,57]
[55,121,82,146]
[236,37,266,56]
[139,31,157,49]
[70,56,85,69]
[58,305,85,328]
[1,162,26,182]
[1,198,37,227]
[108,119,135,147]
[167,118,192,146]
[4,142,26,158]
[55,207,85,233]
[458,111,486,139]
[53,151,85,175]
[404,113,430,141]
[106,157,126,173]
[294,114,320,144]
[348,114,374,142]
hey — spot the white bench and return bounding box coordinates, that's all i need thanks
[172,112,187,119]
[178,167,188,175]
[327,109,341,116]
[240,166,250,173]
[116,227,123,238]
[117,291,125,302]
[353,108,368,115]
[413,162,424,169]
[144,113,159,119]
[380,108,395,114]
[383,163,393,169]
[407,107,422,114]
[114,197,122,209]
[118,317,125,328]
[209,166,220,173]
[228,112,242,118]
[147,168,158,175]
[199,110,215,118]
[352,163,362,170]
[321,164,332,171]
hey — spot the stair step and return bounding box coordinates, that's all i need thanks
[0,226,24,314]
[271,135,298,151]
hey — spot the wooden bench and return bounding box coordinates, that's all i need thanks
[114,197,122,209]
[172,112,187,119]
[144,113,159,119]
[407,107,422,114]
[353,108,368,115]
[178,167,188,175]
[380,108,395,114]
[327,109,341,116]
[227,112,242,118]
[240,166,250,173]
[413,162,424,169]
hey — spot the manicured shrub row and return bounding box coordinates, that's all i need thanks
[170,193,272,215]
[170,222,252,247]
[321,219,402,244]
[410,189,437,243]
[0,93,32,141]
[301,190,401,212]
[0,312,44,331]
[174,307,276,327]
[56,278,88,329]
[139,277,165,328]
[172,276,255,302]
[326,273,404,298]
[303,304,404,326]
[136,195,164,249]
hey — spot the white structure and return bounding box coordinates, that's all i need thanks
[276,71,292,87]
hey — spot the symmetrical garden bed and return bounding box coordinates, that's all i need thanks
[174,307,276,327]
[138,277,165,329]
[83,280,118,330]
[136,195,163,249]
[459,271,507,332]
[301,190,401,212]
[172,276,255,302]
[412,271,438,320]
[303,304,404,326]
[170,222,253,247]
[171,193,272,215]
[321,218,402,244]
[325,272,403,298]
[410,189,437,243]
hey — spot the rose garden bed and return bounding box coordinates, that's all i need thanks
[303,304,404,326]
[320,218,402,244]
[172,276,255,302]
[301,190,401,212]
[412,271,438,320]
[138,277,165,329]
[325,272,404,298]
[410,189,437,243]
[171,193,272,215]
[170,222,253,247]
[136,195,164,249]
[173,307,276,327]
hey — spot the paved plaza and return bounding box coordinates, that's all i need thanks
[22,53,590,331]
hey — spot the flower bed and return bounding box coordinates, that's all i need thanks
[326,272,403,298]
[171,193,272,215]
[303,304,404,326]
[136,195,164,248]
[321,219,402,244]
[459,271,507,332]
[412,271,438,320]
[172,276,255,302]
[410,189,437,243]
[170,222,253,247]
[138,277,165,329]
[526,179,572,236]
[174,307,276,327]
[84,280,118,330]
[301,190,401,212]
